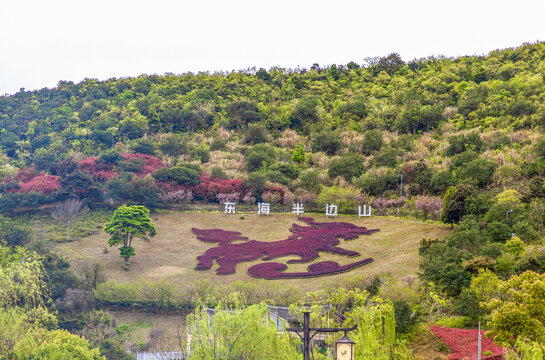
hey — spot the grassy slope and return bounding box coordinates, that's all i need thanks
[57,211,450,293]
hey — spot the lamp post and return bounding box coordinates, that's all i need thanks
[506,209,513,225]
[397,174,403,197]
[335,332,355,360]
[286,312,357,360]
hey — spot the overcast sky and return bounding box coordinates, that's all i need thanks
[0,0,543,95]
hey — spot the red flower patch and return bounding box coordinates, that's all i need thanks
[429,326,504,360]
[192,217,378,278]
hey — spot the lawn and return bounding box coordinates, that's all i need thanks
[56,211,450,292]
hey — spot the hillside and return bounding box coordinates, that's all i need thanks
[4,41,545,359]
[0,42,545,218]
[57,212,450,293]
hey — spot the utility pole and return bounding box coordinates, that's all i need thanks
[397,174,403,197]
[478,321,481,360]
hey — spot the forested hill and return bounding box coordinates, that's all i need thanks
[1,41,545,215]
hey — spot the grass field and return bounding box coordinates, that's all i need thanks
[57,211,450,292]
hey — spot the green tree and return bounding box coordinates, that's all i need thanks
[328,154,364,181]
[291,143,306,164]
[311,130,343,155]
[361,129,383,155]
[441,184,475,225]
[104,205,157,269]
[485,271,545,347]
[13,329,105,360]
[187,303,299,360]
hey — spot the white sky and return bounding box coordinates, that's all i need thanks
[0,0,543,95]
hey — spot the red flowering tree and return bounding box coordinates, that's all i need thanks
[193,175,246,202]
[121,153,164,177]
[17,174,60,194]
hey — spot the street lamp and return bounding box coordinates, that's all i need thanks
[286,312,357,360]
[506,209,513,225]
[397,174,403,197]
[335,333,355,360]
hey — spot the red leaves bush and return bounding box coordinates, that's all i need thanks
[429,326,504,360]
[122,153,164,177]
[4,169,60,194]
[193,175,246,201]
[16,174,60,194]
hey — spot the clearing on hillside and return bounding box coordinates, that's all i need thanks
[57,212,450,292]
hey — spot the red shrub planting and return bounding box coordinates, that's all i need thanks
[122,153,164,177]
[192,228,249,244]
[192,217,379,278]
[16,174,60,194]
[429,326,504,360]
[193,175,246,201]
[247,258,374,279]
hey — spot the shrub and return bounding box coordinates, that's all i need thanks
[193,175,246,202]
[456,158,496,187]
[132,139,156,155]
[512,221,540,243]
[210,137,227,151]
[117,157,145,173]
[245,172,267,197]
[291,143,306,164]
[98,150,123,165]
[244,123,269,144]
[358,167,397,195]
[152,166,200,186]
[419,243,470,296]
[328,154,364,181]
[487,221,512,242]
[158,134,189,156]
[245,144,276,172]
[17,174,60,194]
[128,177,162,208]
[210,166,228,179]
[414,195,443,220]
[317,186,360,213]
[265,170,290,186]
[269,163,300,180]
[446,131,484,156]
[191,142,210,163]
[297,170,322,192]
[122,153,164,177]
[311,131,343,155]
[373,146,399,167]
[361,129,383,155]
[160,189,193,205]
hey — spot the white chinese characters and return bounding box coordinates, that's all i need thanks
[358,205,372,217]
[325,204,338,218]
[292,203,304,216]
[258,202,270,216]
[224,202,236,214]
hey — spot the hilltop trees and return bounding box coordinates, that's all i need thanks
[104,205,157,269]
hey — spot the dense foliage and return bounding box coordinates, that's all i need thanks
[4,41,545,358]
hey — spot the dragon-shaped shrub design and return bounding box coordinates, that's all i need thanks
[192,217,379,279]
